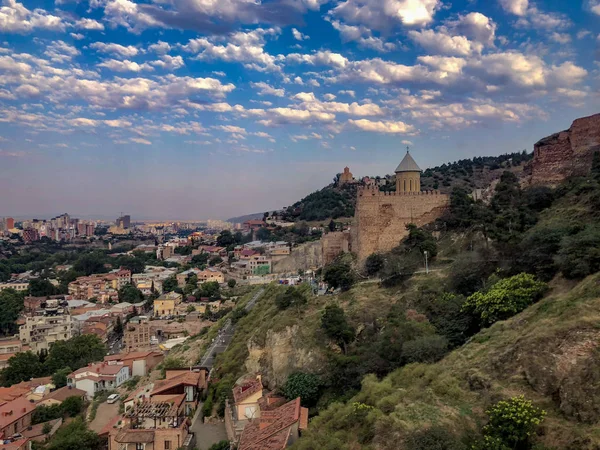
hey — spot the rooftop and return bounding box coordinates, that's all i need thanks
[395,150,422,173]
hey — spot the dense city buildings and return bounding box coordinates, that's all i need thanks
[19,299,74,352]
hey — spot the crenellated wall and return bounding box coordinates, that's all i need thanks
[355,186,449,260]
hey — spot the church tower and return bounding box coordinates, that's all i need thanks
[395,150,421,193]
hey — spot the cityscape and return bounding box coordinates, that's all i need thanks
[1,0,600,448]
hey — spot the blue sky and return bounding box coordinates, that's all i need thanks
[0,0,599,220]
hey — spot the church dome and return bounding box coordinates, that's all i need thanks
[395,151,421,173]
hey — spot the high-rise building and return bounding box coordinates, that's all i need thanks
[116,215,131,229]
[23,229,40,244]
[5,218,14,230]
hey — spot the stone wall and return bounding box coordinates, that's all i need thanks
[528,113,600,186]
[271,240,323,274]
[321,231,351,265]
[355,187,449,260]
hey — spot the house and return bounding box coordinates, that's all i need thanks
[0,437,32,450]
[104,351,164,377]
[123,322,156,352]
[151,369,208,415]
[153,292,183,318]
[38,386,87,407]
[19,300,74,352]
[243,220,266,232]
[108,394,194,450]
[67,362,130,399]
[197,268,224,284]
[233,375,264,422]
[237,398,308,450]
[21,418,61,442]
[0,397,37,439]
[198,246,227,257]
[0,339,23,370]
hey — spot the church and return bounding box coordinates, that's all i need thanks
[354,151,449,260]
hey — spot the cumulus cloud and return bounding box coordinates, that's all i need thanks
[256,108,335,126]
[348,118,415,134]
[0,0,65,33]
[183,28,281,72]
[150,55,185,70]
[408,29,483,56]
[446,12,496,46]
[90,42,139,58]
[499,0,528,16]
[292,28,309,40]
[131,137,151,145]
[588,0,600,15]
[75,18,104,30]
[98,59,153,72]
[250,81,285,97]
[332,0,440,31]
[329,19,396,52]
[292,91,383,116]
[148,41,171,54]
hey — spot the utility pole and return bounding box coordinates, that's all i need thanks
[424,250,429,274]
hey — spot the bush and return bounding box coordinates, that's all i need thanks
[365,253,384,276]
[402,335,449,364]
[323,260,355,291]
[404,426,467,450]
[483,396,546,449]
[321,305,354,352]
[275,287,307,310]
[282,372,321,407]
[462,273,547,326]
[208,441,230,450]
[557,225,600,279]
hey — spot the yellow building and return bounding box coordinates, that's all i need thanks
[153,292,183,317]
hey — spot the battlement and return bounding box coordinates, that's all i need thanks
[357,186,442,197]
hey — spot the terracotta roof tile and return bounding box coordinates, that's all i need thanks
[43,386,87,403]
[233,377,263,404]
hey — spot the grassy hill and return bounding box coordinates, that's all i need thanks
[292,273,600,450]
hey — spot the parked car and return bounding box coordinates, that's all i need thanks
[107,393,120,404]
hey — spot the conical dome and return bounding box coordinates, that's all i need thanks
[395,151,421,173]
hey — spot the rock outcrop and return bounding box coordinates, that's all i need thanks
[244,325,326,388]
[272,240,322,274]
[527,113,600,185]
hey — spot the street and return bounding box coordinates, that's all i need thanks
[199,287,265,370]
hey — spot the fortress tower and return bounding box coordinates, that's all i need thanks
[354,151,449,260]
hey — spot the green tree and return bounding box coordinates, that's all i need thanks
[282,372,321,407]
[275,287,307,310]
[209,256,223,266]
[557,225,600,279]
[462,273,547,326]
[42,422,53,435]
[256,227,272,241]
[401,335,449,364]
[364,253,384,276]
[44,334,107,374]
[191,253,209,267]
[208,440,230,450]
[28,278,58,297]
[323,260,355,291]
[61,395,84,417]
[162,275,178,293]
[403,224,438,258]
[483,396,546,449]
[73,253,108,276]
[227,279,236,289]
[321,305,354,353]
[0,351,43,386]
[51,367,72,388]
[328,220,336,232]
[118,283,144,303]
[45,418,101,450]
[0,289,24,335]
[216,230,235,247]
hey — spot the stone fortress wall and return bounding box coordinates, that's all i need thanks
[355,186,449,260]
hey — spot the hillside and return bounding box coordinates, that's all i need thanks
[293,273,600,450]
[226,212,264,223]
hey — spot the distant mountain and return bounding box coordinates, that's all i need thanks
[227,212,264,223]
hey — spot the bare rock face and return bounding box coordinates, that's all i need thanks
[527,113,600,186]
[244,324,327,389]
[272,241,323,274]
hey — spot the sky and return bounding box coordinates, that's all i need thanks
[0,0,599,220]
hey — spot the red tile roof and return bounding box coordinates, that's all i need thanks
[238,398,306,450]
[0,397,36,433]
[233,377,263,404]
[151,372,201,396]
[70,362,125,378]
[43,386,87,403]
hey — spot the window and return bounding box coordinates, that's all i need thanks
[136,444,144,450]
[164,441,171,449]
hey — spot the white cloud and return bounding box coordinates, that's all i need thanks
[332,0,440,30]
[323,93,336,100]
[589,0,600,15]
[90,42,139,58]
[183,28,281,72]
[214,125,246,134]
[499,0,528,16]
[349,119,415,134]
[409,29,483,56]
[446,12,496,46]
[291,132,322,141]
[292,28,309,40]
[150,55,185,70]
[131,137,151,145]
[98,59,153,72]
[148,41,171,54]
[329,19,395,52]
[250,81,285,97]
[256,108,335,126]
[287,50,348,68]
[550,32,571,44]
[292,91,383,116]
[0,0,65,33]
[44,41,80,63]
[75,18,104,30]
[339,90,355,97]
[70,32,84,40]
[401,139,413,145]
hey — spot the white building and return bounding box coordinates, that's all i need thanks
[67,362,130,399]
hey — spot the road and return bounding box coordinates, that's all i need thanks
[199,287,265,370]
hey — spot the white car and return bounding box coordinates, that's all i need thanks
[107,393,120,404]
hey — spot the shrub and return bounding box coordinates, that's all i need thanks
[402,335,449,364]
[321,305,354,352]
[365,253,384,276]
[483,396,546,449]
[557,225,600,279]
[462,273,547,326]
[208,441,230,450]
[275,287,307,310]
[323,260,355,291]
[282,372,321,407]
[403,426,467,450]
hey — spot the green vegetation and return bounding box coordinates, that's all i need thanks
[207,441,230,450]
[118,283,144,303]
[283,184,356,222]
[275,286,307,310]
[0,334,106,386]
[282,372,321,407]
[323,256,355,291]
[0,289,25,335]
[32,395,84,424]
[43,417,101,450]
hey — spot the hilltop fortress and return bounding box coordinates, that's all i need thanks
[354,151,449,260]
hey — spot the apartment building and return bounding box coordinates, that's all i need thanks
[0,281,29,292]
[19,300,73,352]
[67,362,130,399]
[0,338,23,370]
[153,292,183,318]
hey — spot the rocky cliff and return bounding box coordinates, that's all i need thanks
[244,324,327,388]
[527,113,600,185]
[272,240,323,274]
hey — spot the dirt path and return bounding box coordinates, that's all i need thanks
[89,402,119,433]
